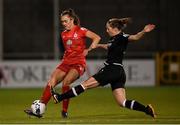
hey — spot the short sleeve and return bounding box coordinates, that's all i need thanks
[80,27,88,36]
[123,33,130,42]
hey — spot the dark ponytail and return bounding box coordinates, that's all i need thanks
[107,17,132,30]
[60,8,80,25]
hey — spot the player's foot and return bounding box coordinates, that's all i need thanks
[50,87,61,104]
[145,104,156,118]
[24,109,42,118]
[61,110,68,118]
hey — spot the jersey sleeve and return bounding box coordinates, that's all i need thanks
[80,27,88,36]
[123,33,130,42]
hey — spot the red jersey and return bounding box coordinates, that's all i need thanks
[61,25,88,65]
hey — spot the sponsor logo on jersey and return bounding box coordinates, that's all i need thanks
[66,40,72,45]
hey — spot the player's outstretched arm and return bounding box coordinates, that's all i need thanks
[128,24,155,42]
[96,44,109,50]
[86,30,101,51]
[83,30,101,56]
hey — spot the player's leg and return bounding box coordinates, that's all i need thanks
[51,77,99,103]
[40,68,66,104]
[51,64,108,103]
[61,64,86,118]
[24,68,66,117]
[113,88,147,111]
[61,68,79,118]
[61,85,70,118]
[112,88,156,118]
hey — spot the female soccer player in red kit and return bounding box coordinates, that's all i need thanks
[24,8,101,118]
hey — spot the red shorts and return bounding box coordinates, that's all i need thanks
[57,62,86,76]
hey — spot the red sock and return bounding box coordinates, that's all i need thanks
[62,85,70,112]
[40,84,51,105]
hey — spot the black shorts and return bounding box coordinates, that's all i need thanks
[93,64,126,91]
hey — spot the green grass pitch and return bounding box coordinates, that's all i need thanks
[0,86,180,124]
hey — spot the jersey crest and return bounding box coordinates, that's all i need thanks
[73,32,78,39]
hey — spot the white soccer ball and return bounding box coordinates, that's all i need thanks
[31,100,46,115]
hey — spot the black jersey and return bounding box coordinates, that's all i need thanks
[106,33,129,65]
[93,33,129,90]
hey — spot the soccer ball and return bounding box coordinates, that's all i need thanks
[31,100,46,115]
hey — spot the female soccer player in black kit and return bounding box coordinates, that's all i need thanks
[51,17,156,118]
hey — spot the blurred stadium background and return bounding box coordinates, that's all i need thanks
[0,0,179,87]
[0,0,180,124]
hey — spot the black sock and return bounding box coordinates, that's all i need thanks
[58,84,85,101]
[124,100,146,113]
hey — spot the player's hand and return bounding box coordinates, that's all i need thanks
[144,24,155,33]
